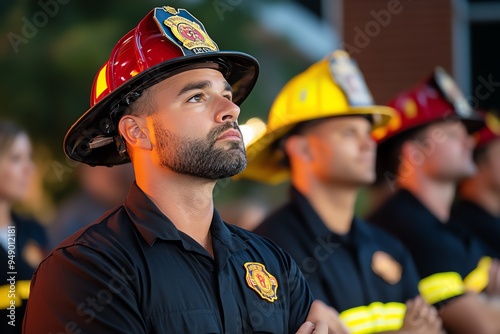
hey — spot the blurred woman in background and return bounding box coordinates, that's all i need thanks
[0,120,47,334]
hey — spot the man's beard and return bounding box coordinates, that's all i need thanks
[153,119,247,180]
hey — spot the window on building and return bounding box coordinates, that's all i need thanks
[468,0,500,109]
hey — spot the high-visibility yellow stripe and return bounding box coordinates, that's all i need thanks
[340,302,406,334]
[464,256,491,293]
[418,272,464,305]
[95,64,108,100]
[17,280,30,300]
[0,280,31,309]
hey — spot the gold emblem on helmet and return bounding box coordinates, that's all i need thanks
[163,15,217,54]
[329,50,374,107]
[434,67,472,118]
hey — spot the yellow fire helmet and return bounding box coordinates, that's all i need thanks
[240,50,395,184]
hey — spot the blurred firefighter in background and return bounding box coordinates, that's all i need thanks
[369,68,500,333]
[240,50,441,334]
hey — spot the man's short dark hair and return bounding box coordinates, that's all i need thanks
[375,125,428,185]
[123,89,155,117]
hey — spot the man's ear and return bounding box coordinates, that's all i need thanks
[118,115,152,151]
[401,140,412,156]
[401,139,427,166]
[285,135,313,162]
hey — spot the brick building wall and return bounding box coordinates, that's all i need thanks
[342,0,453,104]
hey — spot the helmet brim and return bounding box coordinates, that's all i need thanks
[377,114,485,146]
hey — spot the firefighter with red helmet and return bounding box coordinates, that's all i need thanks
[22,6,339,333]
[369,68,500,333]
[450,110,500,259]
[240,50,442,334]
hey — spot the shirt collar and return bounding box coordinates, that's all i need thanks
[454,199,499,223]
[124,182,247,253]
[290,187,356,245]
[396,188,442,222]
[211,209,249,253]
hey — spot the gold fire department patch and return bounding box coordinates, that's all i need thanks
[371,251,402,285]
[244,262,278,302]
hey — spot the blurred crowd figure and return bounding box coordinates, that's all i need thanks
[451,111,500,259]
[0,120,47,334]
[48,163,134,249]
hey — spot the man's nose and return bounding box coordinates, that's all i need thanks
[362,133,376,151]
[465,134,475,149]
[215,96,240,123]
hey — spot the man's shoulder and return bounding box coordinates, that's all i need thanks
[51,205,131,254]
[356,218,412,259]
[226,222,284,249]
[37,205,139,278]
[225,223,296,266]
[451,199,494,225]
[253,202,299,237]
[372,190,415,215]
[369,189,431,231]
[358,218,402,241]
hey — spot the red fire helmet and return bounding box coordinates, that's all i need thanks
[474,111,500,149]
[372,67,484,143]
[64,6,259,166]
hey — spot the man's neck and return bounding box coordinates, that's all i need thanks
[295,180,357,235]
[460,177,500,217]
[398,173,455,222]
[136,170,215,256]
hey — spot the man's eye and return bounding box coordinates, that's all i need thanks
[187,94,204,103]
[343,129,356,136]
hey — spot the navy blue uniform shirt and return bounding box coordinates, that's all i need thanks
[450,199,500,259]
[23,182,313,333]
[369,189,490,306]
[254,188,420,333]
